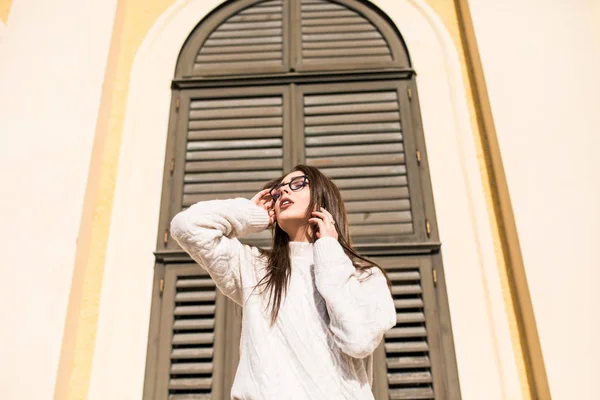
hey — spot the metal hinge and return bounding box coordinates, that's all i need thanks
[407,88,413,101]
[163,229,169,246]
[432,269,438,286]
[175,97,180,112]
[159,279,164,296]
[425,219,431,237]
[169,158,175,175]
[416,150,422,165]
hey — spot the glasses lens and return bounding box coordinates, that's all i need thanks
[290,176,307,191]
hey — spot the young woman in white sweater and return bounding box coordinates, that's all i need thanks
[170,164,397,400]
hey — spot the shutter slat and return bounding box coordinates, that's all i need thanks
[305,122,401,135]
[301,3,346,11]
[240,5,282,14]
[302,24,376,34]
[319,165,406,178]
[304,91,397,105]
[173,292,216,303]
[203,37,283,47]
[173,319,215,331]
[391,284,422,295]
[303,38,387,48]
[350,224,413,237]
[345,199,411,213]
[191,97,282,108]
[307,153,405,168]
[171,348,214,359]
[200,43,282,54]
[397,312,426,324]
[303,16,367,26]
[340,187,409,201]
[387,355,431,369]
[394,299,424,309]
[169,378,213,390]
[347,211,412,225]
[173,304,216,314]
[306,111,400,126]
[171,362,213,374]
[305,101,399,115]
[185,170,280,183]
[301,10,358,19]
[385,341,429,353]
[304,46,389,58]
[176,278,214,288]
[217,20,283,30]
[334,176,407,190]
[169,394,212,400]
[186,148,283,161]
[187,138,282,151]
[185,181,269,194]
[185,158,282,172]
[188,117,282,130]
[172,333,215,345]
[388,371,433,385]
[386,326,428,339]
[388,271,421,281]
[189,106,282,119]
[388,387,435,400]
[307,132,402,146]
[188,128,282,140]
[306,143,403,157]
[208,29,282,40]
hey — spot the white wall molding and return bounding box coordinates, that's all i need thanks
[89,0,522,398]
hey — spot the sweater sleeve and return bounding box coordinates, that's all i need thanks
[313,237,397,359]
[170,198,270,306]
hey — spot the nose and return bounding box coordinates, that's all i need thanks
[281,185,292,195]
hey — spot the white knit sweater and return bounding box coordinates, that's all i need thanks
[170,198,396,400]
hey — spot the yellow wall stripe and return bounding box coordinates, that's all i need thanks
[54,0,179,399]
[0,0,13,24]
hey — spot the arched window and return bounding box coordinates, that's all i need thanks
[145,1,460,399]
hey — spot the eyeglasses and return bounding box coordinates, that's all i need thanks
[269,175,309,200]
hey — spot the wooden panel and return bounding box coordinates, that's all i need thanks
[300,0,393,66]
[194,0,284,71]
[380,259,436,400]
[164,270,218,399]
[303,89,413,241]
[184,95,284,208]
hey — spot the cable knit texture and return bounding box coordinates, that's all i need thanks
[170,198,396,400]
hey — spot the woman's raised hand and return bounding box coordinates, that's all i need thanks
[309,207,338,240]
[251,189,276,226]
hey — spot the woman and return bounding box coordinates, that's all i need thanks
[170,165,396,400]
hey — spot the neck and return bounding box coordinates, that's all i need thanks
[285,224,311,242]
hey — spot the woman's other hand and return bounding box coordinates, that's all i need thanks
[309,207,338,240]
[251,189,276,226]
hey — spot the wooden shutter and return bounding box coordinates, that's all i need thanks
[176,88,289,245]
[373,256,446,400]
[153,264,229,399]
[299,0,392,63]
[193,0,286,75]
[300,82,425,245]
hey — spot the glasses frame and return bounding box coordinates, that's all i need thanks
[269,175,309,200]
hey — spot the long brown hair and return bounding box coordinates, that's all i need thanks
[256,165,391,325]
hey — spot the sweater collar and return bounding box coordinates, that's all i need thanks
[288,241,314,260]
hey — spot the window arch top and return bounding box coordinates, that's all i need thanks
[176,0,410,78]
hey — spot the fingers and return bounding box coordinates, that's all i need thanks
[251,188,271,205]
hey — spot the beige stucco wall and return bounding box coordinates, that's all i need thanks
[0,0,117,398]
[468,0,600,398]
[0,0,562,398]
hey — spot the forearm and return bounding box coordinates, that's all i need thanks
[313,237,397,358]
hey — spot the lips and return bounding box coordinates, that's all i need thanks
[279,197,294,211]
